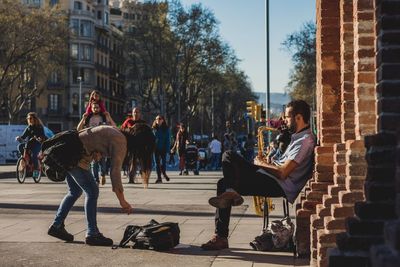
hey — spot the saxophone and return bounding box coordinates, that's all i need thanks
[253,126,278,216]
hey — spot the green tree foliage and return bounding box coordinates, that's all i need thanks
[0,0,68,122]
[282,21,316,107]
[124,0,255,136]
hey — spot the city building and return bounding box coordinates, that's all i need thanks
[13,0,126,132]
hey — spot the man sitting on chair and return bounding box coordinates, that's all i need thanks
[201,100,316,250]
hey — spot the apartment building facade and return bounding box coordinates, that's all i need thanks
[15,0,126,132]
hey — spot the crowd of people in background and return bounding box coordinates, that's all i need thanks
[17,89,287,184]
[15,88,307,249]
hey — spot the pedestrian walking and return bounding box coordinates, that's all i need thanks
[171,123,189,175]
[152,115,171,183]
[208,135,222,170]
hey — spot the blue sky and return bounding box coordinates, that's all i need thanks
[179,0,316,93]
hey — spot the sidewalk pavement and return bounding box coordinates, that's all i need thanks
[0,166,309,267]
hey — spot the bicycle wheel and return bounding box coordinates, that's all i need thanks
[33,166,42,183]
[16,157,27,184]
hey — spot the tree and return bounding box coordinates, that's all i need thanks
[282,21,316,107]
[123,0,255,136]
[0,1,68,123]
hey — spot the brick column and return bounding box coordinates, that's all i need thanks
[328,1,400,266]
[314,1,356,266]
[294,0,341,264]
[333,0,377,230]
[369,0,400,265]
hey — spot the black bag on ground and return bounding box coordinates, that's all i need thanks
[250,216,295,251]
[114,219,180,251]
[40,130,84,182]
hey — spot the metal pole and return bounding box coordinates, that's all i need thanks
[211,88,215,136]
[177,72,181,124]
[265,0,271,142]
[78,76,82,115]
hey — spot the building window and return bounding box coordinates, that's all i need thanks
[83,69,91,84]
[80,44,93,61]
[50,0,59,6]
[123,13,128,19]
[104,12,109,25]
[72,93,79,113]
[70,19,79,35]
[74,1,82,10]
[72,68,92,84]
[49,94,59,111]
[97,11,102,20]
[50,71,61,83]
[23,0,42,6]
[80,20,92,37]
[70,44,79,60]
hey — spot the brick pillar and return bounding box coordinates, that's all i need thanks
[294,0,342,264]
[314,1,357,266]
[369,0,400,266]
[333,0,377,234]
[328,1,400,266]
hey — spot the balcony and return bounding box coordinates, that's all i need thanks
[70,10,95,20]
[95,63,110,74]
[47,82,64,89]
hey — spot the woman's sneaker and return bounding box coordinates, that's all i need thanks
[47,224,74,242]
[32,170,39,178]
[85,233,113,246]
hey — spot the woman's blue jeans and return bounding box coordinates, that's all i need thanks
[52,167,99,236]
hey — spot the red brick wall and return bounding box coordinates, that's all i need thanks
[295,1,377,266]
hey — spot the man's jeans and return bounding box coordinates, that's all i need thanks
[215,151,285,238]
[52,167,99,236]
[90,158,106,182]
[210,153,221,170]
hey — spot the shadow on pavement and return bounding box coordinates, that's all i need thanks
[0,202,297,220]
[164,244,309,265]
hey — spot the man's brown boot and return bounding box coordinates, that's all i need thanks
[208,191,244,209]
[201,235,229,250]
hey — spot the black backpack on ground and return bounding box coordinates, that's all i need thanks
[250,216,295,251]
[113,220,180,251]
[40,130,85,182]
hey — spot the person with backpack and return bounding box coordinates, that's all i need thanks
[77,102,116,185]
[46,124,155,246]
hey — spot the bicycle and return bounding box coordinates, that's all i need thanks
[16,139,42,184]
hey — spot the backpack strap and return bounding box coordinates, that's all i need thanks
[112,225,142,249]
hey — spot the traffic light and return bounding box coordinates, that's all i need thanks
[260,108,266,122]
[255,104,262,122]
[246,101,256,119]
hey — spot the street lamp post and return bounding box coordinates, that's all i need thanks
[77,76,82,116]
[177,72,181,124]
[265,0,271,143]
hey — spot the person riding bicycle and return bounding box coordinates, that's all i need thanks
[15,112,46,178]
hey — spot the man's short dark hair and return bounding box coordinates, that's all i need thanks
[287,100,311,124]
